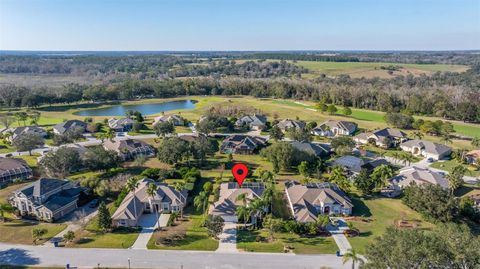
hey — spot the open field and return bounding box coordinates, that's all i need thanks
[430,159,480,177]
[0,74,96,88]
[291,60,469,79]
[347,196,434,253]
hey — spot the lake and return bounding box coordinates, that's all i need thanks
[74,100,196,117]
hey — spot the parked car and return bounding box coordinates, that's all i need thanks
[427,157,434,163]
[89,199,99,208]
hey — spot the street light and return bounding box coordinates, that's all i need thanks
[128,258,131,269]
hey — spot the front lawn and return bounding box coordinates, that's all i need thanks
[430,159,480,177]
[0,220,66,245]
[347,196,434,253]
[147,213,218,251]
[237,229,337,254]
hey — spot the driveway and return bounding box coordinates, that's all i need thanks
[0,242,351,269]
[130,213,162,249]
[327,218,352,256]
[216,221,238,253]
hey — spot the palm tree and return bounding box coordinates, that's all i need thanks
[441,134,452,145]
[235,193,248,206]
[261,183,275,213]
[330,166,350,192]
[105,127,115,141]
[146,183,160,230]
[403,154,415,166]
[194,191,209,215]
[235,205,250,228]
[126,177,140,223]
[391,151,399,164]
[342,248,364,269]
[174,182,186,218]
[249,199,265,229]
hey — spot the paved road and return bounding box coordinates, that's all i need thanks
[0,243,351,269]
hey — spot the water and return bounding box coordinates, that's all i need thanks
[74,100,196,117]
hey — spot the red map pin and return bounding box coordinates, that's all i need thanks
[232,163,248,187]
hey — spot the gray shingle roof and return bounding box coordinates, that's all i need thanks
[53,120,87,134]
[290,141,330,157]
[400,140,452,156]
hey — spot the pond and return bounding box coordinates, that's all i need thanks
[74,100,196,117]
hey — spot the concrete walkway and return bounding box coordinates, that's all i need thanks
[216,221,238,253]
[327,218,352,256]
[130,213,164,250]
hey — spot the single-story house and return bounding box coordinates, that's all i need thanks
[108,118,135,132]
[0,158,33,187]
[53,120,87,135]
[221,135,267,154]
[400,140,452,160]
[276,119,306,132]
[103,138,154,160]
[285,181,353,222]
[465,150,480,165]
[290,140,331,158]
[312,120,357,137]
[235,114,267,131]
[9,178,87,222]
[3,126,47,142]
[354,128,408,148]
[209,182,265,222]
[178,134,205,143]
[112,178,188,227]
[333,155,390,175]
[153,114,185,126]
[388,166,448,192]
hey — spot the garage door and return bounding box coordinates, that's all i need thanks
[221,215,238,222]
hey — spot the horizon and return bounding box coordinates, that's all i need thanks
[1,0,479,51]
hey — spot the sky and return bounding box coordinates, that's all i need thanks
[0,0,479,51]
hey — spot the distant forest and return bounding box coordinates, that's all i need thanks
[0,51,479,123]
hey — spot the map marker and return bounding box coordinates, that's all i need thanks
[232,163,248,187]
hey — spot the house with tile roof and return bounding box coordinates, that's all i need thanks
[103,138,154,160]
[220,135,267,154]
[9,178,87,222]
[112,178,188,227]
[385,166,449,197]
[400,139,452,160]
[285,181,353,223]
[354,128,408,148]
[312,120,357,137]
[276,119,306,132]
[3,126,47,142]
[235,114,267,131]
[152,114,185,127]
[108,118,135,132]
[0,158,33,187]
[209,182,265,222]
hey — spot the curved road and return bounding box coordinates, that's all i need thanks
[0,243,351,269]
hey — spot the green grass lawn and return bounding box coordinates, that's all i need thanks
[147,213,219,251]
[347,196,434,254]
[237,229,337,254]
[430,159,480,177]
[0,221,66,245]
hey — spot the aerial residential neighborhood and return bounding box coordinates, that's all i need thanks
[0,0,479,268]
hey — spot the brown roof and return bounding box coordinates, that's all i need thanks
[103,138,152,153]
[0,158,30,172]
[210,182,264,216]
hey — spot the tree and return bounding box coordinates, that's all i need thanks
[384,112,414,129]
[154,121,175,137]
[262,214,283,241]
[191,136,219,164]
[354,169,376,196]
[146,183,160,230]
[342,249,363,269]
[297,161,309,180]
[329,166,350,192]
[157,137,190,165]
[236,205,250,228]
[370,164,394,190]
[126,177,140,222]
[32,228,48,245]
[411,131,423,140]
[316,100,328,113]
[15,112,29,126]
[63,230,75,243]
[286,127,311,141]
[0,203,14,222]
[39,147,81,177]
[306,121,317,131]
[269,125,284,141]
[53,127,85,146]
[472,137,480,147]
[342,106,352,116]
[327,104,337,115]
[204,215,224,239]
[441,133,452,145]
[330,136,355,156]
[12,133,44,155]
[83,146,119,171]
[446,165,467,194]
[194,190,209,215]
[0,116,15,129]
[97,201,112,232]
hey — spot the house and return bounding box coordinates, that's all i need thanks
[9,178,87,222]
[209,182,265,222]
[53,120,87,135]
[178,134,205,143]
[0,158,33,187]
[290,140,330,158]
[235,114,267,131]
[112,178,188,227]
[220,135,267,154]
[354,128,408,148]
[333,155,390,175]
[276,119,306,132]
[400,140,452,160]
[469,194,480,209]
[103,139,154,160]
[465,150,480,165]
[153,114,184,126]
[108,118,135,132]
[38,144,88,163]
[312,120,357,137]
[4,126,47,142]
[285,181,353,222]
[389,166,448,190]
